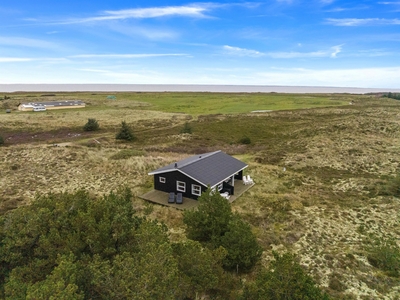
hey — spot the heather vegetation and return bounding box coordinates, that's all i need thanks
[0,92,399,298]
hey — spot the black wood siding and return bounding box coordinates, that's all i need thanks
[154,171,207,200]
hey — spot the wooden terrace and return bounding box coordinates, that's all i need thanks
[140,180,254,210]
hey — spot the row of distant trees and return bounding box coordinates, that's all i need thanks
[382,92,400,100]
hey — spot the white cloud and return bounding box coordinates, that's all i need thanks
[330,44,342,58]
[255,67,400,88]
[64,4,211,24]
[223,45,343,58]
[223,45,264,57]
[320,0,335,4]
[0,36,59,49]
[326,18,400,26]
[266,50,326,58]
[0,57,33,62]
[70,53,188,59]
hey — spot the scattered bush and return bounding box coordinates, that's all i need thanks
[83,118,99,131]
[239,136,251,145]
[242,252,330,299]
[183,189,262,272]
[110,149,145,160]
[181,122,193,134]
[367,236,400,277]
[116,121,136,141]
[0,135,4,146]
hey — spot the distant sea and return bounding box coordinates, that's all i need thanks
[1,84,400,94]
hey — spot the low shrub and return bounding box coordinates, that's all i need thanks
[83,118,100,131]
[367,236,400,277]
[239,136,251,145]
[181,122,193,134]
[110,149,145,160]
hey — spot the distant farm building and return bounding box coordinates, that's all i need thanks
[18,100,86,111]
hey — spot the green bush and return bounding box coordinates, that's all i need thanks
[83,118,99,131]
[367,237,400,277]
[116,121,136,141]
[183,189,262,272]
[242,252,329,299]
[181,122,192,134]
[110,149,145,160]
[239,136,251,145]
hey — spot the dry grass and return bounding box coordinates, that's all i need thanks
[1,93,400,298]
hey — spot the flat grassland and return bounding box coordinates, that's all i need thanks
[0,92,399,298]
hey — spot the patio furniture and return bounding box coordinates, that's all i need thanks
[176,193,183,204]
[247,175,254,184]
[168,192,175,203]
[243,176,250,185]
[220,192,230,200]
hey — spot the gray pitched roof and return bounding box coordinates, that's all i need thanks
[149,151,248,187]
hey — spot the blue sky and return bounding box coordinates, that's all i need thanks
[1,1,400,88]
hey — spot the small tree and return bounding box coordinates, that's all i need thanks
[180,122,192,134]
[183,189,232,243]
[83,118,99,131]
[242,252,329,299]
[116,121,135,141]
[219,216,262,272]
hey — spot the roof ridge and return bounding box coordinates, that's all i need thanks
[177,150,221,169]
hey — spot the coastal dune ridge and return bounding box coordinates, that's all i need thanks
[1,84,400,94]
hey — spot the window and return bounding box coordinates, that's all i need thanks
[177,181,186,192]
[159,177,166,183]
[192,184,201,196]
[217,183,223,191]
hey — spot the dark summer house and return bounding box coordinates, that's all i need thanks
[148,151,248,200]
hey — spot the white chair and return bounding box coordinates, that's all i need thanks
[220,192,230,200]
[246,175,254,184]
[243,176,249,185]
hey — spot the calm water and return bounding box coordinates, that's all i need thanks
[1,84,399,94]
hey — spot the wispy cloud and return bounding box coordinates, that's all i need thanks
[223,45,343,58]
[330,45,342,57]
[223,45,264,57]
[325,5,369,12]
[0,36,59,49]
[0,57,68,63]
[70,53,188,58]
[255,67,400,88]
[320,0,335,4]
[326,18,400,26]
[0,57,33,62]
[378,2,400,4]
[61,4,213,24]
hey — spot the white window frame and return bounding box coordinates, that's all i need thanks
[177,181,186,192]
[159,177,166,183]
[192,184,201,196]
[217,183,223,191]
